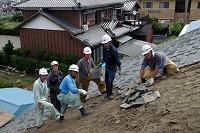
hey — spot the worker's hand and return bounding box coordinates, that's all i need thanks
[118,70,124,75]
[38,102,43,109]
[97,62,102,68]
[79,89,87,95]
[145,77,154,87]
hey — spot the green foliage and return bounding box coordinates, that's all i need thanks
[63,53,78,64]
[35,49,46,60]
[12,12,23,22]
[0,81,13,88]
[2,40,14,61]
[20,48,31,57]
[0,23,20,35]
[169,22,184,36]
[44,52,54,62]
[59,63,70,76]
[50,53,62,63]
[13,48,21,56]
[148,17,163,31]
[2,16,12,21]
[0,51,8,65]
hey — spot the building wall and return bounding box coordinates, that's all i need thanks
[19,29,85,58]
[22,10,37,20]
[139,0,199,24]
[146,28,154,43]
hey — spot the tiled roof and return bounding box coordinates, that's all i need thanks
[132,24,153,36]
[123,1,137,11]
[114,28,200,89]
[15,9,84,35]
[14,0,130,8]
[72,25,134,47]
[117,39,156,57]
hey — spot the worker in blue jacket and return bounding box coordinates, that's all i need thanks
[57,64,92,122]
[99,34,123,100]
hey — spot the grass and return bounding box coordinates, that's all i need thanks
[0,70,37,91]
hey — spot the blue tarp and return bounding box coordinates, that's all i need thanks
[0,87,34,118]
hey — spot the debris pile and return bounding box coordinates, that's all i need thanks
[118,80,161,109]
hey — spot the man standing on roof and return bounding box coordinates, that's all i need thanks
[47,61,64,112]
[77,47,106,102]
[139,44,179,86]
[33,68,60,129]
[99,34,123,100]
[57,64,92,122]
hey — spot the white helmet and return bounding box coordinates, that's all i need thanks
[69,64,79,72]
[101,34,112,44]
[51,61,58,66]
[39,68,48,75]
[83,47,92,54]
[141,45,152,55]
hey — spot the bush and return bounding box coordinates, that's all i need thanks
[63,53,78,64]
[13,48,21,56]
[2,40,14,61]
[148,17,163,31]
[20,48,31,57]
[50,53,62,63]
[59,63,70,76]
[169,22,184,36]
[0,52,8,65]
[12,12,23,22]
[35,49,46,60]
[44,52,54,62]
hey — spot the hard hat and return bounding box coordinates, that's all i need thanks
[141,45,152,55]
[101,34,112,44]
[83,47,92,54]
[69,64,79,72]
[51,61,58,66]
[39,68,48,75]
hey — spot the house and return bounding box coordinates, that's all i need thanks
[138,0,200,25]
[14,0,152,62]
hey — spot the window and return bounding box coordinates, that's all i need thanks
[198,2,200,8]
[143,2,153,8]
[159,2,169,8]
[83,14,87,24]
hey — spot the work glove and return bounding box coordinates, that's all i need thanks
[38,102,43,109]
[145,77,154,87]
[118,70,124,75]
[135,78,142,85]
[97,62,102,68]
[79,89,87,95]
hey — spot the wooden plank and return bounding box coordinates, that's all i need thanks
[0,110,15,128]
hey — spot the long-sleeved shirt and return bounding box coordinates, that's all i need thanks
[59,74,79,94]
[47,71,64,93]
[101,44,121,71]
[77,58,95,79]
[141,52,169,70]
[33,78,49,106]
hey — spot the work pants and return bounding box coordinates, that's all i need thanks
[57,92,82,115]
[79,75,106,102]
[143,60,179,80]
[36,101,60,127]
[105,68,116,97]
[50,90,61,112]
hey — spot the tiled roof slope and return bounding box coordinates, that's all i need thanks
[14,0,131,8]
[114,28,200,89]
[15,9,84,35]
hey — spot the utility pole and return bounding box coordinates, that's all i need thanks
[183,0,188,25]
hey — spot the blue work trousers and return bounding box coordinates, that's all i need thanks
[105,68,116,97]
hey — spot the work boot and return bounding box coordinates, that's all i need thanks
[79,107,92,117]
[57,115,65,123]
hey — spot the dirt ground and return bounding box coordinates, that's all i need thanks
[23,62,200,133]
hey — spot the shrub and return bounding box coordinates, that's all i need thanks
[2,40,14,61]
[50,53,62,63]
[12,12,23,22]
[35,49,46,60]
[20,48,31,57]
[13,48,21,56]
[0,51,8,65]
[44,52,54,62]
[169,22,184,36]
[148,17,163,31]
[63,53,78,64]
[59,63,70,76]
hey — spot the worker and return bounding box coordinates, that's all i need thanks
[99,34,123,100]
[77,47,106,102]
[33,68,60,129]
[139,44,179,86]
[47,61,64,112]
[57,64,92,122]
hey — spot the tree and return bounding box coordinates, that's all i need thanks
[2,40,14,62]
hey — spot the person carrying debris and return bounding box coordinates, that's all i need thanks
[99,34,123,100]
[77,47,106,102]
[139,44,179,86]
[47,61,64,112]
[33,68,60,129]
[57,64,92,122]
